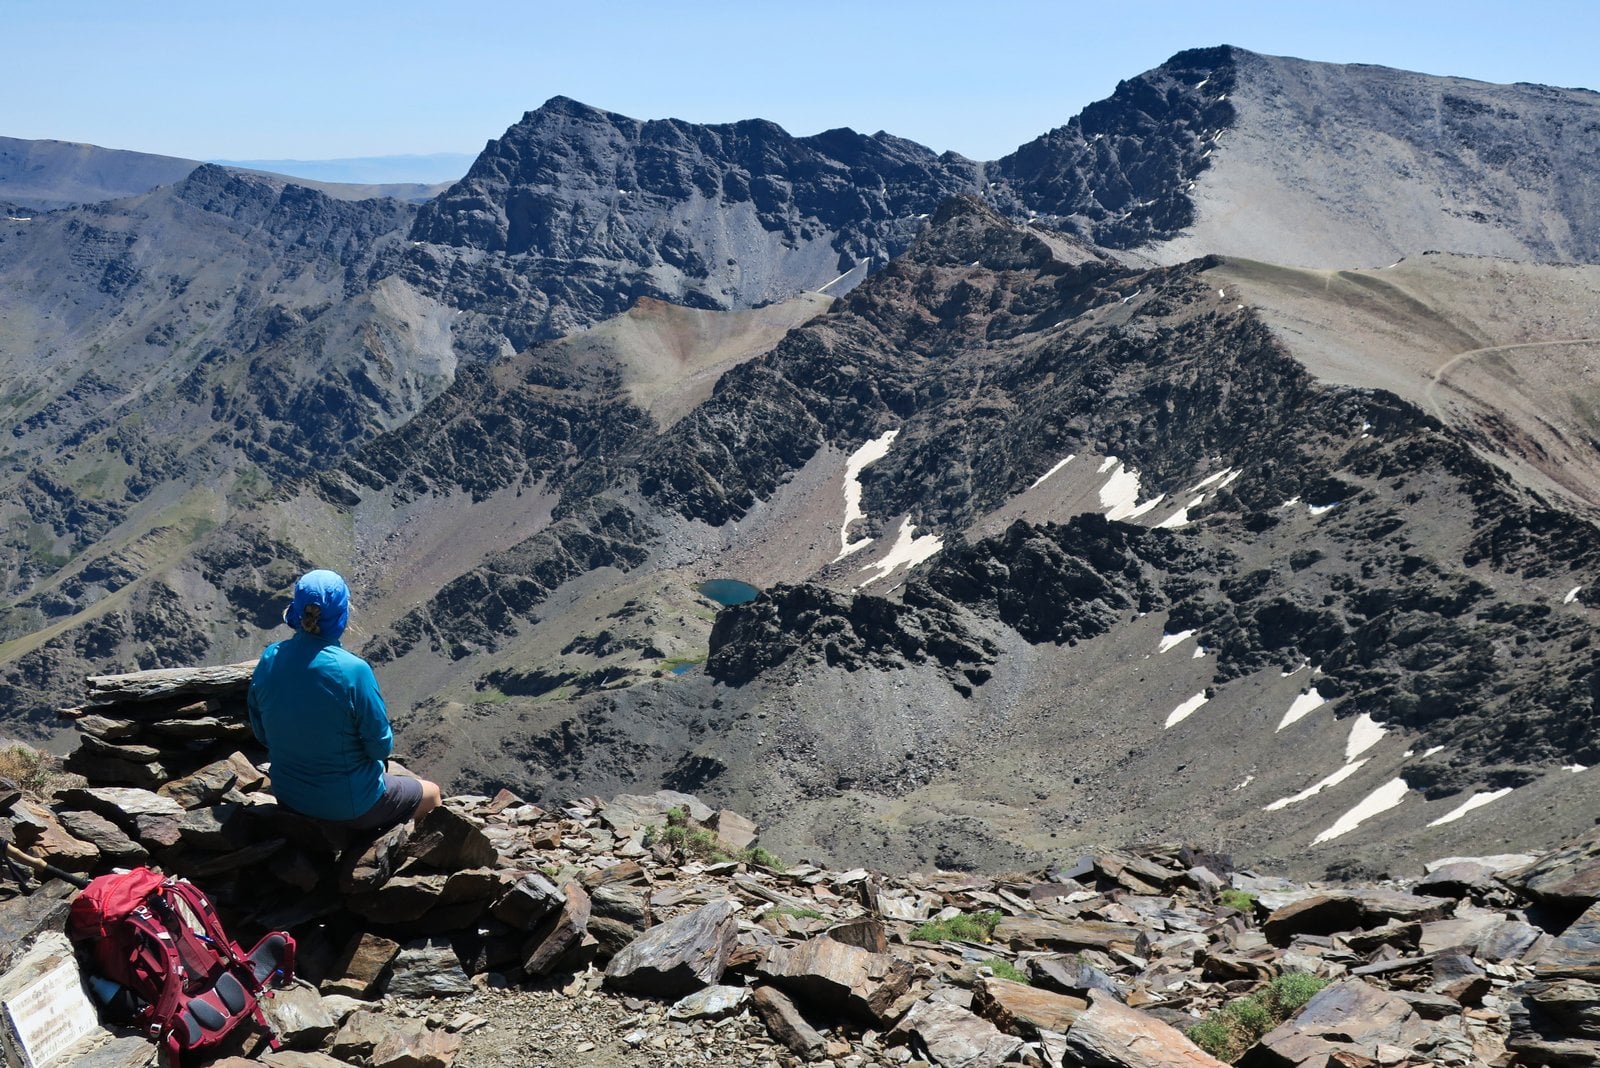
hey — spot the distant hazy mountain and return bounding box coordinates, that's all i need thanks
[0,137,453,209]
[0,137,199,211]
[213,152,475,185]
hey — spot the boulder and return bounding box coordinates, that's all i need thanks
[323,932,400,998]
[1539,900,1600,980]
[522,881,592,977]
[53,809,147,865]
[1507,977,1600,1066]
[1060,991,1228,1067]
[604,898,739,996]
[1238,978,1432,1067]
[408,806,497,871]
[599,791,713,837]
[490,870,564,929]
[385,938,473,998]
[894,998,1026,1068]
[262,982,337,1050]
[1504,829,1600,907]
[156,758,239,809]
[757,934,913,1024]
[751,985,826,1057]
[995,916,1149,956]
[972,976,1086,1038]
[1261,890,1453,945]
[668,984,749,1020]
[337,823,410,895]
[713,809,758,852]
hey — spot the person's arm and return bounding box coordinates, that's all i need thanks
[351,660,394,761]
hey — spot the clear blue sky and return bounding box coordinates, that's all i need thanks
[5,0,1597,170]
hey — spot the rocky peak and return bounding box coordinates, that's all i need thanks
[987,45,1237,247]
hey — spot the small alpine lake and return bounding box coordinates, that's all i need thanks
[698,578,760,606]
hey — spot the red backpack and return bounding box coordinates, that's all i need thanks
[66,867,296,1066]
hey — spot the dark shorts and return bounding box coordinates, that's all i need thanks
[326,775,424,832]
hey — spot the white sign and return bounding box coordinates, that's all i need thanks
[0,936,101,1068]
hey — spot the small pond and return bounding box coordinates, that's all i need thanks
[698,578,760,606]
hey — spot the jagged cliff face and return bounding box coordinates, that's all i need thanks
[5,48,1600,876]
[402,97,983,350]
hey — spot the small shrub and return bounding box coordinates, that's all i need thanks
[740,846,783,869]
[0,743,75,800]
[980,957,1029,984]
[646,809,782,869]
[1218,888,1258,913]
[1187,972,1330,1061]
[911,910,1003,944]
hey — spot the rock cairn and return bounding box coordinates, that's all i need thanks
[0,663,1590,1065]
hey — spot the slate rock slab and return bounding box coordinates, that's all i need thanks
[599,790,714,837]
[1537,900,1600,981]
[1238,978,1432,1067]
[263,981,337,1050]
[751,984,826,1056]
[895,998,1025,1068]
[523,881,592,977]
[1062,991,1229,1067]
[604,898,738,996]
[972,976,1086,1038]
[408,806,497,871]
[669,984,749,1020]
[756,933,913,1024]
[385,938,473,998]
[490,870,564,929]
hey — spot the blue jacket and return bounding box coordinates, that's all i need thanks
[247,632,391,821]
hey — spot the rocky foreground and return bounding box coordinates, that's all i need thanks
[3,664,1600,1066]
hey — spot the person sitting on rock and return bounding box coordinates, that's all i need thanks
[248,568,440,834]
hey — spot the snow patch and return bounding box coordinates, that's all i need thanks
[1427,788,1514,827]
[1265,760,1368,811]
[1565,586,1583,604]
[1157,630,1195,654]
[1164,692,1209,728]
[1423,745,1446,758]
[1313,778,1410,844]
[1099,460,1164,521]
[1191,646,1207,659]
[1308,502,1339,516]
[1276,688,1326,731]
[834,430,898,561]
[1234,775,1254,791]
[1029,455,1075,490]
[859,517,943,587]
[1345,713,1387,762]
[1566,764,1587,773]
[1096,457,1118,474]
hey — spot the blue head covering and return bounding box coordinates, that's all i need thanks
[284,569,350,642]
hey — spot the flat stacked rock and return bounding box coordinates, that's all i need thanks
[0,663,1594,1066]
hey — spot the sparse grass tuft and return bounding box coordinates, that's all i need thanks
[1187,972,1329,1061]
[911,910,1003,944]
[1219,888,1258,913]
[981,957,1030,984]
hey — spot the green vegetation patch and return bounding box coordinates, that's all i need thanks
[1188,972,1329,1062]
[1219,888,1258,912]
[981,957,1029,984]
[644,807,782,869]
[911,910,1003,944]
